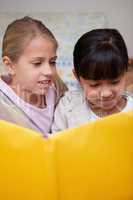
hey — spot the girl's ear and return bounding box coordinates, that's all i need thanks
[72,68,79,81]
[2,56,15,75]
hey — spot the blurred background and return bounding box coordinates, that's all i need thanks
[0,0,132,89]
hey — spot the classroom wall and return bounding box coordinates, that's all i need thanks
[0,0,132,57]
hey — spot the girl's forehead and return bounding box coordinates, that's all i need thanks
[26,35,55,46]
[22,36,56,53]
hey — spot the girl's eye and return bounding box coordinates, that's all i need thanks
[33,62,42,67]
[111,79,120,85]
[89,83,100,87]
[50,61,56,66]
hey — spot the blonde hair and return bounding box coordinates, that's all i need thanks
[2,16,67,96]
[2,16,58,62]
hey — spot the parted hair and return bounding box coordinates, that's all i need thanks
[73,28,128,80]
[2,16,58,62]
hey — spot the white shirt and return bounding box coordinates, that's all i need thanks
[52,88,133,133]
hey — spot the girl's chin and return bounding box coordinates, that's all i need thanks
[33,88,48,96]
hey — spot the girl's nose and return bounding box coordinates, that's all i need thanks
[100,87,112,98]
[41,64,52,76]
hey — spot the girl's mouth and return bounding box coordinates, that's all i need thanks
[37,80,52,88]
[38,80,51,84]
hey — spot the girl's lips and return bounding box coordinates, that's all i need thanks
[101,100,114,105]
[37,80,52,90]
[38,80,51,84]
[99,99,117,107]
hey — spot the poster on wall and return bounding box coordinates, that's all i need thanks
[0,12,107,90]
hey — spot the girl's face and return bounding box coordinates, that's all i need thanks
[6,36,57,97]
[79,75,126,112]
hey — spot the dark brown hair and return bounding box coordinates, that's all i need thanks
[73,28,128,80]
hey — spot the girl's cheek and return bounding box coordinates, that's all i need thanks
[85,89,98,100]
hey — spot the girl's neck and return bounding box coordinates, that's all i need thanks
[29,93,47,108]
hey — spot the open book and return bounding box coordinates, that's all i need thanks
[0,111,133,200]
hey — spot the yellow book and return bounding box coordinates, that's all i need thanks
[0,111,133,200]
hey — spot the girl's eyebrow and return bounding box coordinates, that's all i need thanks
[30,56,57,61]
[30,57,44,61]
[50,56,57,60]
